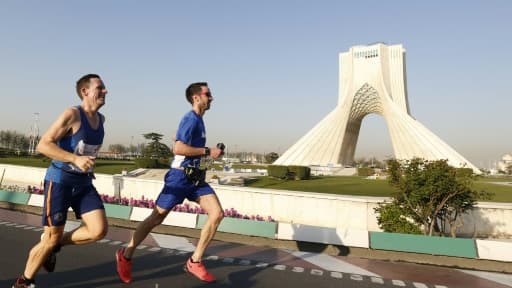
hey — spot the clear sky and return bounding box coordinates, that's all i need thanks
[0,1,510,168]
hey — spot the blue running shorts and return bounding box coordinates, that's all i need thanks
[42,180,104,226]
[156,168,215,210]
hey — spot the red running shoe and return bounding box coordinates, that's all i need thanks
[115,248,132,284]
[184,257,216,283]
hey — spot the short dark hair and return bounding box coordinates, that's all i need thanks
[185,82,208,104]
[76,74,101,99]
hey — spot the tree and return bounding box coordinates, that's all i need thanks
[142,132,172,159]
[0,130,30,152]
[353,156,385,169]
[108,144,127,154]
[353,157,366,168]
[128,144,138,156]
[375,158,492,237]
[0,130,11,147]
[374,202,422,234]
[264,152,279,164]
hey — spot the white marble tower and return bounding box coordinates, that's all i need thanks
[275,43,480,173]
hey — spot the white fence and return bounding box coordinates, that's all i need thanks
[1,163,511,238]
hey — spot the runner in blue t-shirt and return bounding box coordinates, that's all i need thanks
[13,74,109,288]
[116,82,224,284]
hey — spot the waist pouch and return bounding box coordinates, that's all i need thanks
[184,167,206,186]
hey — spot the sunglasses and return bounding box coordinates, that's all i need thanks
[200,92,213,98]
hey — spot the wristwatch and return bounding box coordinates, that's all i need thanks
[204,147,210,156]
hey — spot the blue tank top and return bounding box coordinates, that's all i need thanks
[45,106,104,184]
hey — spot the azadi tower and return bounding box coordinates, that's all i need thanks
[275,43,480,173]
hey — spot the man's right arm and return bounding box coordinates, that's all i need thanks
[173,141,223,159]
[37,108,95,172]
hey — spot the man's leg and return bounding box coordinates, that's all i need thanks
[60,208,108,246]
[117,172,182,283]
[192,194,224,261]
[124,206,170,258]
[39,185,107,275]
[184,193,223,283]
[116,206,170,284]
[23,225,64,280]
[34,180,69,274]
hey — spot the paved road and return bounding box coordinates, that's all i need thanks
[1,209,511,288]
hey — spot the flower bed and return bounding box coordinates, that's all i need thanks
[100,195,274,222]
[3,184,275,222]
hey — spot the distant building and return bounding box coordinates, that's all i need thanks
[222,157,240,163]
[498,154,512,172]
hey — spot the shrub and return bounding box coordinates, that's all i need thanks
[157,158,170,167]
[375,201,422,234]
[288,165,311,180]
[134,158,158,168]
[134,158,168,168]
[267,165,288,179]
[377,158,492,237]
[456,167,474,178]
[357,167,374,177]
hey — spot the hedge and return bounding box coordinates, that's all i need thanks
[456,168,474,177]
[268,165,311,180]
[288,165,311,180]
[134,158,169,168]
[357,167,375,177]
[267,165,288,179]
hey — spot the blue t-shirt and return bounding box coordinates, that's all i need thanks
[171,110,206,169]
[45,106,104,184]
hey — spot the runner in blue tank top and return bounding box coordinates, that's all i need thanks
[116,82,225,284]
[13,74,109,288]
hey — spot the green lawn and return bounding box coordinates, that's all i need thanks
[0,157,135,175]
[247,176,399,197]
[0,157,51,168]
[246,176,512,202]
[473,181,512,202]
[479,176,512,182]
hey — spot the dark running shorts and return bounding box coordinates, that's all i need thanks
[42,180,104,226]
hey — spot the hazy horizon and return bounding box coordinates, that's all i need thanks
[1,1,510,169]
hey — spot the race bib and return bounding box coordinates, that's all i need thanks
[68,140,101,172]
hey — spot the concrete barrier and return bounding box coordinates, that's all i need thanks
[162,211,198,228]
[277,223,369,248]
[131,207,197,229]
[27,194,44,207]
[197,214,277,238]
[0,190,30,205]
[104,203,131,219]
[0,164,45,186]
[370,232,478,258]
[452,202,512,238]
[476,239,512,262]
